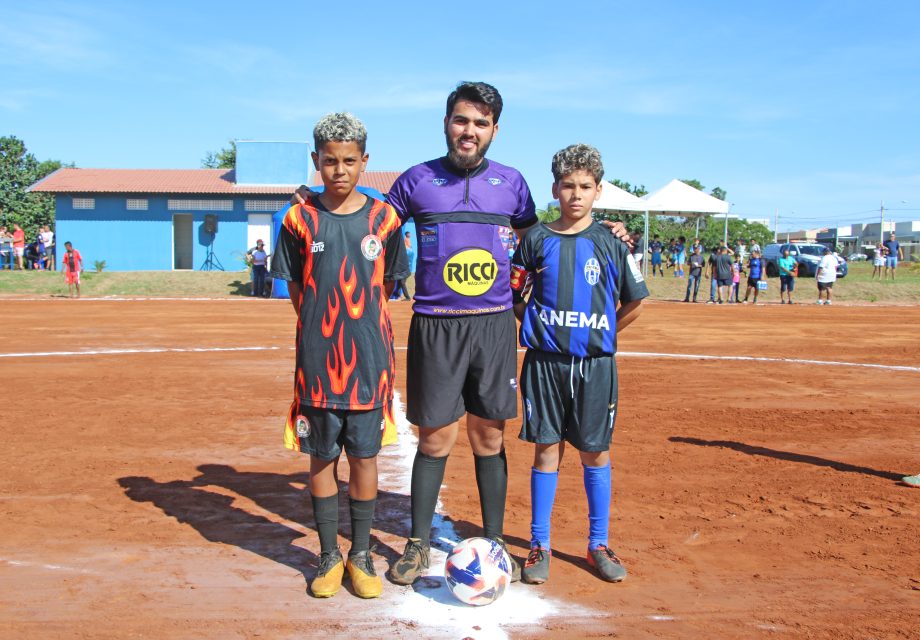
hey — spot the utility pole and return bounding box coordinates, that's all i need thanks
[773,209,778,242]
[879,200,884,244]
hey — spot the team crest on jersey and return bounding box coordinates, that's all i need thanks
[361,234,383,261]
[488,177,502,186]
[295,415,310,438]
[432,178,448,186]
[584,258,601,286]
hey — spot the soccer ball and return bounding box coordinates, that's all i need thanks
[444,537,512,606]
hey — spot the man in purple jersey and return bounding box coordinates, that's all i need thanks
[294,82,629,586]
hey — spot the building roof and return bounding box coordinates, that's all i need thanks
[29,167,404,196]
[28,168,299,195]
[310,171,401,194]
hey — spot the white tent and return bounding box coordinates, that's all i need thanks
[642,179,730,215]
[592,180,649,212]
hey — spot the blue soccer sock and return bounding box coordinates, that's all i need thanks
[530,467,558,549]
[583,463,611,551]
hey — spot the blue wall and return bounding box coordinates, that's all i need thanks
[54,195,279,271]
[235,141,310,185]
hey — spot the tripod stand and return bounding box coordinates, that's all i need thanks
[199,236,224,271]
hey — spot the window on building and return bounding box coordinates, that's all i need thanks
[72,198,95,210]
[126,199,149,210]
[167,199,233,211]
[245,200,288,212]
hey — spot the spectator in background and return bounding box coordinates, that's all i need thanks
[0,225,11,269]
[12,223,25,270]
[749,237,761,255]
[41,225,55,270]
[872,242,886,280]
[706,240,726,303]
[883,232,903,281]
[712,245,734,304]
[815,246,837,305]
[674,235,686,278]
[730,251,744,303]
[778,246,797,304]
[683,244,704,302]
[648,234,664,276]
[743,249,764,304]
[61,241,83,298]
[249,239,269,297]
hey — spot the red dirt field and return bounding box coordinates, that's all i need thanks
[1,298,918,639]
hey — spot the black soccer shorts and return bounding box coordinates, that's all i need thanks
[519,349,619,453]
[294,406,385,460]
[406,311,518,427]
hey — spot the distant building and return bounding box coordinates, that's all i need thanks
[29,141,401,271]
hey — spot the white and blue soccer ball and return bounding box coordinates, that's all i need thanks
[444,537,512,606]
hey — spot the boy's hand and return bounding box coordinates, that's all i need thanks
[291,185,316,205]
[598,221,634,248]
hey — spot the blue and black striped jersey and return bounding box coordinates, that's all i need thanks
[510,222,649,357]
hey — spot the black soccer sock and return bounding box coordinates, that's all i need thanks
[311,494,339,555]
[348,496,376,555]
[475,449,508,540]
[409,451,448,545]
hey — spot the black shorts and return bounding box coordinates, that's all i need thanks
[519,350,618,453]
[747,277,760,288]
[780,275,795,292]
[294,406,385,460]
[717,278,732,287]
[817,281,834,291]
[406,311,518,427]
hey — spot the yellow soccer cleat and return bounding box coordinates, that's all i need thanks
[310,549,345,598]
[347,550,383,599]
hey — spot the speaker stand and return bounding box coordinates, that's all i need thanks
[199,239,225,271]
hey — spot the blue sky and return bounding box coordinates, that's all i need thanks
[3,0,919,231]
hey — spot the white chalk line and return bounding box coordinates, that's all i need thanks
[0,557,96,574]
[2,344,918,374]
[0,296,275,302]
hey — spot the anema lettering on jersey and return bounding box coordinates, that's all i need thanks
[443,248,497,296]
[538,308,611,330]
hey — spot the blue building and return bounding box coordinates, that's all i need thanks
[29,141,401,271]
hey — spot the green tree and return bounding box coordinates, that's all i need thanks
[710,186,727,201]
[0,136,69,236]
[697,217,772,250]
[681,178,705,191]
[536,205,560,223]
[201,140,237,169]
[608,178,648,197]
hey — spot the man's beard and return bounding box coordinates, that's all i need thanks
[445,133,492,170]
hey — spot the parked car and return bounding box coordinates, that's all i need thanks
[762,243,848,278]
[847,252,868,262]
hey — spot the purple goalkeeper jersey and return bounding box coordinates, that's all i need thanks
[387,157,537,316]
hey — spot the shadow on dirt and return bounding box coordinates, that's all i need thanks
[669,436,906,481]
[118,464,411,580]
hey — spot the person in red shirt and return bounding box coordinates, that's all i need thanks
[12,224,25,270]
[61,241,83,298]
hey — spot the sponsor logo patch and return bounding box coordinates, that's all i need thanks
[442,248,497,296]
[419,227,438,244]
[295,415,310,437]
[432,178,448,186]
[488,177,502,186]
[311,241,325,254]
[584,257,601,286]
[538,308,611,330]
[361,234,382,261]
[525,398,533,422]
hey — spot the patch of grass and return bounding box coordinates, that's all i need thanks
[640,260,920,304]
[0,269,255,297]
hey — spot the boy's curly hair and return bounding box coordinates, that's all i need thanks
[313,112,367,153]
[551,143,604,183]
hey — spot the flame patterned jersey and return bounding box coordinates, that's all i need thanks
[271,195,409,411]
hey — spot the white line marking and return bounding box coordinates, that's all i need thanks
[0,296,274,302]
[1,557,95,574]
[2,345,917,373]
[0,346,282,358]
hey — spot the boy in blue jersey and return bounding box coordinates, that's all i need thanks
[509,144,649,585]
